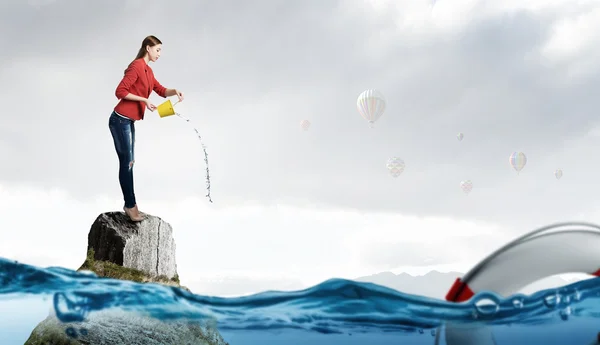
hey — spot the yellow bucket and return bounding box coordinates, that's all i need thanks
[157,99,176,118]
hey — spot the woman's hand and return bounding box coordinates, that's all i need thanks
[176,90,184,102]
[144,98,156,111]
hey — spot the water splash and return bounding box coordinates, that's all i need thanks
[3,257,600,344]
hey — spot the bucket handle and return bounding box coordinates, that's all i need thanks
[168,100,181,115]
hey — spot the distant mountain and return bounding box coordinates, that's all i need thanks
[190,276,306,297]
[353,271,584,300]
[353,271,464,300]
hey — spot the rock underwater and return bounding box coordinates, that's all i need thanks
[24,211,228,345]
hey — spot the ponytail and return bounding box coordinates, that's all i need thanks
[124,47,147,74]
[124,35,162,74]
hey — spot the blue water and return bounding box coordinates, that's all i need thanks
[1,257,599,345]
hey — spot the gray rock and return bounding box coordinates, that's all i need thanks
[24,308,229,345]
[22,211,229,345]
[87,211,178,280]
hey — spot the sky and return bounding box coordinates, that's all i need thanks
[2,0,600,297]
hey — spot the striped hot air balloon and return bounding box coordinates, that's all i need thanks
[460,180,472,195]
[386,157,405,177]
[300,120,310,131]
[509,152,527,174]
[555,169,563,180]
[357,89,386,128]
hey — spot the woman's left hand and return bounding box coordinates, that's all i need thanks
[176,90,185,102]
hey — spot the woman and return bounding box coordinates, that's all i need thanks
[109,35,184,221]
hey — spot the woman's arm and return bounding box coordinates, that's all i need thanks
[165,88,178,97]
[166,88,184,102]
[153,76,168,98]
[153,77,183,101]
[123,93,148,102]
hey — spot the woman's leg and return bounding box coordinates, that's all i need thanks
[130,120,137,207]
[108,113,137,209]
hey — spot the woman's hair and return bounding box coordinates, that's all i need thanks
[124,35,162,73]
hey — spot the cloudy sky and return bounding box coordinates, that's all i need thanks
[1,0,600,297]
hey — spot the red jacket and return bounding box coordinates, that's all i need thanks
[114,58,167,121]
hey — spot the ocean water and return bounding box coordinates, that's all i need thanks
[1,257,600,345]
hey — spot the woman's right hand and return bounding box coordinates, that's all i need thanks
[144,99,156,111]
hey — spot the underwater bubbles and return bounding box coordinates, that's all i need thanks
[65,327,77,338]
[560,306,572,321]
[64,326,89,339]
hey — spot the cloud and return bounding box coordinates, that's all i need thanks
[345,216,509,269]
[0,183,507,295]
[3,0,600,296]
[539,3,600,76]
[0,1,595,228]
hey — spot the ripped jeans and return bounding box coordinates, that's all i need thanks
[108,111,137,208]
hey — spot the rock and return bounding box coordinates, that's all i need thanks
[77,247,185,290]
[86,211,178,280]
[22,210,228,345]
[24,308,229,345]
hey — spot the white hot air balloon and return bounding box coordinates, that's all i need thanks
[386,157,405,177]
[457,133,464,141]
[357,89,386,128]
[460,180,472,195]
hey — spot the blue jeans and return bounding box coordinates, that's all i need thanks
[108,111,136,208]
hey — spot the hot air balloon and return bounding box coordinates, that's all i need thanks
[555,169,563,180]
[386,157,405,177]
[357,89,386,128]
[460,180,472,194]
[457,133,464,141]
[300,120,310,131]
[509,152,527,174]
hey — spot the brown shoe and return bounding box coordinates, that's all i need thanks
[123,206,144,222]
